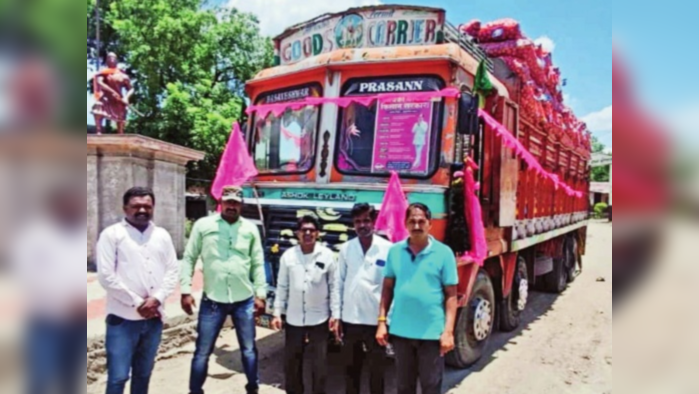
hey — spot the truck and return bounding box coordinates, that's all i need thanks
[238,5,591,368]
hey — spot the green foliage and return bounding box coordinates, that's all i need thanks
[0,0,88,127]
[592,136,606,154]
[591,136,611,182]
[87,0,94,26]
[594,202,609,218]
[185,218,194,240]
[89,0,273,183]
[592,166,610,182]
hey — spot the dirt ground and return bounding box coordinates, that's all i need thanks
[87,221,612,394]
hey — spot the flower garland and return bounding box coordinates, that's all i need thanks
[244,87,586,199]
[245,87,462,119]
[479,109,585,198]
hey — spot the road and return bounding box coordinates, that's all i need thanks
[87,221,612,394]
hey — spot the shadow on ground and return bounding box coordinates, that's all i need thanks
[442,290,560,392]
[210,289,560,393]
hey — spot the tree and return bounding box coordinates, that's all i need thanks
[591,136,611,182]
[592,137,606,154]
[88,0,273,183]
[0,0,88,127]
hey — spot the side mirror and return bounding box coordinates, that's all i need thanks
[457,92,479,135]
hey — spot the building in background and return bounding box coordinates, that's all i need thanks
[590,182,611,206]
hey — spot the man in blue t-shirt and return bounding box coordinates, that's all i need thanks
[376,203,459,394]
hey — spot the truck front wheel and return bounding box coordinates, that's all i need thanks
[446,270,496,369]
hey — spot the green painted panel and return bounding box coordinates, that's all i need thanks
[243,187,447,214]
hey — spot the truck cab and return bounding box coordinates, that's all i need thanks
[239,5,591,368]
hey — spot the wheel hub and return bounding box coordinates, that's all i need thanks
[473,298,493,341]
[517,279,529,311]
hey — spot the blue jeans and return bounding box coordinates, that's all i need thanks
[190,296,259,394]
[26,318,84,394]
[105,315,164,394]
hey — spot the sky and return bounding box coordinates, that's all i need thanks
[223,0,613,149]
[613,0,699,149]
[90,0,620,151]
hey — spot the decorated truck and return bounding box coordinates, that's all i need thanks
[238,5,591,368]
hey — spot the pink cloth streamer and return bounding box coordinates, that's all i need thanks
[479,109,585,198]
[463,159,488,266]
[375,171,410,243]
[211,122,259,201]
[280,125,302,148]
[246,88,461,117]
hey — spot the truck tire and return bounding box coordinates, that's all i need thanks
[500,256,529,332]
[543,256,568,294]
[565,237,578,283]
[446,270,496,369]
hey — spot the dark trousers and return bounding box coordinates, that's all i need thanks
[285,321,328,394]
[26,318,84,394]
[392,336,444,394]
[105,316,164,394]
[342,323,386,394]
[190,296,259,394]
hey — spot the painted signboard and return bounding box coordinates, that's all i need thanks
[276,7,445,65]
[281,191,357,202]
[371,99,434,174]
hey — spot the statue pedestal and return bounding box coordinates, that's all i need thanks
[87,135,205,267]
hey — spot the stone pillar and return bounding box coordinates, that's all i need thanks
[87,135,205,266]
[87,154,99,269]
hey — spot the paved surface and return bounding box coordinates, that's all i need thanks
[87,221,613,394]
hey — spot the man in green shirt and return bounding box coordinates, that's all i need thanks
[181,186,267,394]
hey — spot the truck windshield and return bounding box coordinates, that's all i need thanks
[335,76,444,178]
[252,84,322,174]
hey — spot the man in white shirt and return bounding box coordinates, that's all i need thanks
[96,187,179,394]
[271,215,340,394]
[12,184,86,394]
[412,113,429,169]
[338,203,393,394]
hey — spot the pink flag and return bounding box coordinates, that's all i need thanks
[211,122,258,200]
[375,171,410,243]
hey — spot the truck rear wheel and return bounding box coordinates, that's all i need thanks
[565,236,578,283]
[543,256,568,294]
[446,270,495,369]
[500,256,529,332]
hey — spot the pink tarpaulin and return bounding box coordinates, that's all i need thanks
[463,159,488,266]
[245,88,461,117]
[211,122,258,200]
[375,171,410,243]
[478,109,585,198]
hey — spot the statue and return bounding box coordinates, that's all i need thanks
[91,53,134,135]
